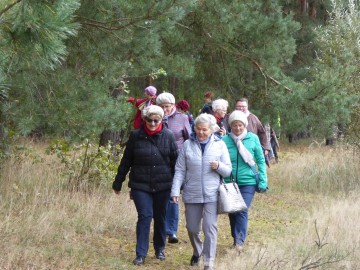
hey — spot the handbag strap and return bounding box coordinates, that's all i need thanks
[219,172,236,184]
[219,173,240,193]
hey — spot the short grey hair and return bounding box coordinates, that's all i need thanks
[194,113,218,132]
[212,99,228,111]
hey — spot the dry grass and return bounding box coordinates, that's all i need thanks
[0,140,359,269]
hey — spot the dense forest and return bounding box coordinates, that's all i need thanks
[1,0,359,150]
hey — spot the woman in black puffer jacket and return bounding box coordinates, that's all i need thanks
[112,105,178,266]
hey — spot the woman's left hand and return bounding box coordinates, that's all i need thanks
[219,127,227,136]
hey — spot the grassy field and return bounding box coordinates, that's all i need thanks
[0,140,359,269]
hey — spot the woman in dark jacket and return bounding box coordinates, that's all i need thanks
[211,98,229,137]
[112,105,178,266]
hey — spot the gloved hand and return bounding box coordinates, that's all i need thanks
[127,97,135,103]
[112,174,123,192]
[256,187,268,193]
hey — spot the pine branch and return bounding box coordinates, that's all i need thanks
[0,0,23,17]
[79,2,175,31]
[218,39,294,93]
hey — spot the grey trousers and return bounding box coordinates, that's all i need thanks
[185,202,218,267]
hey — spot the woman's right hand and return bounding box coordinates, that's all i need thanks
[172,196,179,204]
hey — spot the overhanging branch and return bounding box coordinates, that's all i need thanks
[0,0,23,17]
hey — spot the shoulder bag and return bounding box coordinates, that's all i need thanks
[217,174,247,214]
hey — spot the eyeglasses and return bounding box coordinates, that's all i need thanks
[145,117,161,124]
[159,104,173,109]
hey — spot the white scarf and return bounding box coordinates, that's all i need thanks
[230,130,255,167]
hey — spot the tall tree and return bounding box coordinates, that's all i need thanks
[1,0,358,148]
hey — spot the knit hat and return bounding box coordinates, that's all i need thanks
[228,110,248,127]
[141,105,164,119]
[156,92,175,105]
[144,86,157,96]
[177,99,190,111]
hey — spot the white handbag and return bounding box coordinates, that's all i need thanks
[217,175,247,214]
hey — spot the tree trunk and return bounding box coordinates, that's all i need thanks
[299,0,308,13]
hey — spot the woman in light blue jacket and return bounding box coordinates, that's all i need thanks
[222,110,268,253]
[171,113,232,270]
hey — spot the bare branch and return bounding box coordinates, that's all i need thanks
[314,220,329,249]
[205,37,294,93]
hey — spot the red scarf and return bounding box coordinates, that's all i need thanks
[214,114,222,125]
[143,122,163,136]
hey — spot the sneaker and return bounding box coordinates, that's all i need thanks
[234,243,243,253]
[155,251,166,261]
[190,255,200,266]
[133,256,145,265]
[204,266,214,270]
[168,234,179,244]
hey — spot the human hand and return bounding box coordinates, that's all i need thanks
[172,196,179,204]
[209,161,219,170]
[219,127,227,136]
[257,187,268,193]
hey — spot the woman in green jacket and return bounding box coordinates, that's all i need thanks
[222,110,268,253]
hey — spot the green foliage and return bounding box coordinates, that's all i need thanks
[46,139,121,190]
[1,0,359,146]
[2,0,80,71]
[308,0,360,138]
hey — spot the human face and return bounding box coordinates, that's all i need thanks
[235,101,248,113]
[195,122,212,142]
[145,115,162,131]
[159,103,175,116]
[214,108,227,119]
[231,120,246,136]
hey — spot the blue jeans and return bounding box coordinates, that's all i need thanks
[228,185,256,245]
[166,198,179,235]
[132,189,170,257]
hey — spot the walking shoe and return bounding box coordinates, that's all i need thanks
[190,255,200,266]
[168,234,179,244]
[155,251,166,261]
[234,243,244,253]
[133,256,145,265]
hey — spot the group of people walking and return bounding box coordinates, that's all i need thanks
[113,86,270,270]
